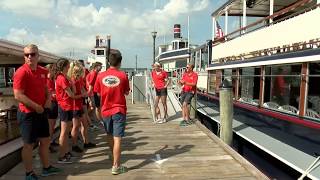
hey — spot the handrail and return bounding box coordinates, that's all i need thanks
[213,0,318,45]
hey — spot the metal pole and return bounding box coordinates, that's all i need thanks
[136,55,138,72]
[106,34,111,70]
[152,31,157,64]
[219,79,233,145]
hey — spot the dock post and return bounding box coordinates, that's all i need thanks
[219,79,233,145]
[190,93,197,119]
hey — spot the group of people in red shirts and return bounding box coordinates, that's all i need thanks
[13,44,130,180]
[151,62,198,126]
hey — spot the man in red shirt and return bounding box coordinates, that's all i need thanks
[179,63,198,126]
[151,62,170,123]
[95,49,130,175]
[13,44,61,179]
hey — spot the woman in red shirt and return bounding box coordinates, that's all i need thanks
[46,63,59,153]
[55,59,84,163]
[151,62,170,123]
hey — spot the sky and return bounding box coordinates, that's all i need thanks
[0,0,227,68]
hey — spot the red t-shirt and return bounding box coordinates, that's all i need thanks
[151,70,168,89]
[55,73,73,111]
[86,70,98,95]
[72,78,84,110]
[13,64,48,113]
[47,78,56,101]
[182,71,198,93]
[95,67,130,117]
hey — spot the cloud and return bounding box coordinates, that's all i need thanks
[3,0,211,67]
[0,0,54,18]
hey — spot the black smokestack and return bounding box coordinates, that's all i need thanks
[96,35,99,47]
[174,24,181,39]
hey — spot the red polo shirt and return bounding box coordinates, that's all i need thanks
[56,73,73,111]
[72,78,84,110]
[151,70,168,89]
[182,71,198,93]
[47,78,56,101]
[13,64,48,113]
[95,67,130,117]
[86,70,98,95]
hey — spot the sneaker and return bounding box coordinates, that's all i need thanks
[111,165,128,175]
[157,119,165,124]
[65,152,75,159]
[179,120,189,127]
[84,142,96,149]
[89,124,100,131]
[41,165,62,177]
[72,145,83,153]
[186,119,194,125]
[57,155,72,164]
[25,172,39,180]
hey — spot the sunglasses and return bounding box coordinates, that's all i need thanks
[24,53,37,57]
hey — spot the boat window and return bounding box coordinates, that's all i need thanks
[208,70,216,94]
[238,67,260,105]
[306,63,320,120]
[200,49,208,72]
[96,50,105,56]
[265,64,301,112]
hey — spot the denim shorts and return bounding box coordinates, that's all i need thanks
[58,105,73,122]
[180,91,194,104]
[17,110,50,144]
[102,113,126,137]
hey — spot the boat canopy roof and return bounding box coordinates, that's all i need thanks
[211,0,316,17]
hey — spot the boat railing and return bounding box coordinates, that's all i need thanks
[213,1,320,45]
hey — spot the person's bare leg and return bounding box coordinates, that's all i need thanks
[59,121,71,157]
[154,96,161,120]
[22,143,34,172]
[48,119,56,142]
[161,95,168,121]
[38,137,50,168]
[106,134,114,160]
[80,116,89,144]
[113,136,122,167]
[71,118,80,145]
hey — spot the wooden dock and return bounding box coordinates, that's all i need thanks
[1,98,268,180]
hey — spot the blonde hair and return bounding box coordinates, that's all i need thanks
[24,44,39,52]
[67,61,84,80]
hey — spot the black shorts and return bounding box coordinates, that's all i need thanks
[17,110,50,144]
[47,101,58,119]
[73,110,84,118]
[155,88,168,96]
[94,93,100,108]
[180,92,194,104]
[58,105,73,122]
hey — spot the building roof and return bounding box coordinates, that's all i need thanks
[211,0,315,17]
[0,39,68,64]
